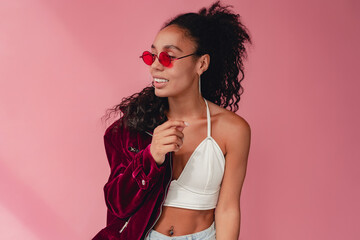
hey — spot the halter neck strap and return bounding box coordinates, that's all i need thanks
[203,98,211,137]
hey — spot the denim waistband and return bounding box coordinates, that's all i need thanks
[145,221,216,240]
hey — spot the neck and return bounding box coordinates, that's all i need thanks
[166,93,206,121]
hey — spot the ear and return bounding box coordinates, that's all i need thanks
[196,54,210,75]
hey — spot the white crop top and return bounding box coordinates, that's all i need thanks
[163,98,225,210]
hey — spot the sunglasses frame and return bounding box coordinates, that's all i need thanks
[140,51,197,67]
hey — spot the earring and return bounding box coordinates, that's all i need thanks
[199,75,201,94]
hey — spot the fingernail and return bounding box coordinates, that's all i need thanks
[184,121,189,126]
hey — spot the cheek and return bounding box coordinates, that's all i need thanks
[170,69,194,86]
[170,62,197,79]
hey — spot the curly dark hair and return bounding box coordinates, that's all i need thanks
[102,1,251,132]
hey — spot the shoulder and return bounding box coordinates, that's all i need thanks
[104,118,123,138]
[208,101,251,153]
[104,117,152,151]
[208,101,251,133]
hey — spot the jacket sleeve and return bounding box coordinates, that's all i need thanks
[102,123,166,219]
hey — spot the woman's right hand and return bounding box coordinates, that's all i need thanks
[150,120,188,165]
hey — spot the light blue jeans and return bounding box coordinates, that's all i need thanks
[145,222,216,240]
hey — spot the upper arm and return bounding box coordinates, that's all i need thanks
[216,116,251,212]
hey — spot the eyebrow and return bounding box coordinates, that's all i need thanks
[151,44,183,52]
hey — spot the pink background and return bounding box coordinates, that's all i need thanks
[1,0,359,239]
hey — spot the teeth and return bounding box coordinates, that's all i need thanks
[154,78,169,83]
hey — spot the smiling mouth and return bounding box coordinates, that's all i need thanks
[154,78,169,83]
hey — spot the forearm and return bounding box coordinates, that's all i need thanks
[215,209,241,240]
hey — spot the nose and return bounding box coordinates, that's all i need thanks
[149,55,164,72]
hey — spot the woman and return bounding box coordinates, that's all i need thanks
[93,1,251,239]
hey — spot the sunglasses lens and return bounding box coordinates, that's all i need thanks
[159,52,171,67]
[142,51,154,65]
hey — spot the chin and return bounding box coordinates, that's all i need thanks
[154,88,179,98]
[154,89,170,98]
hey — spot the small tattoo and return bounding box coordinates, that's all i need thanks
[169,226,174,236]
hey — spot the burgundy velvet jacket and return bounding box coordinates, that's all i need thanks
[92,119,172,240]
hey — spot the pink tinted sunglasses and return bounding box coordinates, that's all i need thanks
[140,51,196,67]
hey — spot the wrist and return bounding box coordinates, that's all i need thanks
[149,144,165,165]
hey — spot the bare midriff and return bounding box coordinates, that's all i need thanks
[152,206,215,236]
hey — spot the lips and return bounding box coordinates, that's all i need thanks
[152,77,169,89]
